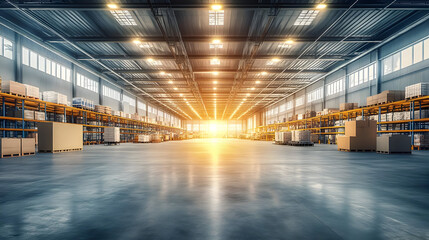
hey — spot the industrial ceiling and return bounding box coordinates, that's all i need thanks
[1,0,429,120]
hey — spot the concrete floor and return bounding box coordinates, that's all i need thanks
[0,139,429,240]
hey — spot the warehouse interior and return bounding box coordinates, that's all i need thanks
[0,1,429,239]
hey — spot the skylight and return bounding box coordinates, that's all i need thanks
[210,58,220,65]
[110,10,137,26]
[210,39,223,49]
[294,10,319,26]
[209,10,224,26]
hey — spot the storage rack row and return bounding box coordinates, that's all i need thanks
[252,96,429,149]
[0,93,184,144]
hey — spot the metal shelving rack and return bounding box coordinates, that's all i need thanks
[252,96,429,149]
[0,93,184,144]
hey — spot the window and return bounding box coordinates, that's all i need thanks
[38,55,46,72]
[46,59,51,75]
[123,95,136,106]
[77,73,99,93]
[102,86,120,101]
[0,36,3,56]
[3,38,13,59]
[425,39,429,60]
[348,63,376,88]
[110,10,137,26]
[286,101,293,110]
[327,77,345,96]
[294,10,319,26]
[307,87,323,103]
[279,104,285,113]
[30,51,37,69]
[209,10,224,25]
[138,101,146,111]
[22,47,29,66]
[413,42,423,63]
[393,52,401,71]
[295,96,304,107]
[401,46,413,68]
[383,56,392,75]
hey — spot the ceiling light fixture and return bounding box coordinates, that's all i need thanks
[210,58,220,65]
[256,80,261,84]
[212,71,219,76]
[107,3,119,9]
[210,39,223,49]
[213,81,218,84]
[316,4,327,9]
[261,72,267,76]
[211,5,222,11]
[251,87,255,90]
[168,80,173,84]
[174,87,178,90]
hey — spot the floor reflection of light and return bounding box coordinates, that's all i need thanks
[209,138,221,239]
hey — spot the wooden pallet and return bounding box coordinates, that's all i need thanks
[376,151,411,154]
[39,148,82,153]
[406,95,424,100]
[339,149,375,152]
[288,141,314,146]
[27,96,40,100]
[5,92,25,97]
[1,153,21,158]
[22,152,35,156]
[104,142,120,146]
[274,141,288,145]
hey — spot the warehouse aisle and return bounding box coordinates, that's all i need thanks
[0,139,429,240]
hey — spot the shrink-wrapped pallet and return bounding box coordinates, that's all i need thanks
[104,127,120,143]
[1,81,26,96]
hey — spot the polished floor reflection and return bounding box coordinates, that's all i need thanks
[0,139,429,239]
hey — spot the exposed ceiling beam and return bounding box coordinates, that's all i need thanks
[104,69,327,74]
[77,54,350,61]
[1,3,427,10]
[44,36,382,44]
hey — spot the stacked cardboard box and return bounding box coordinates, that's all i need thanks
[21,138,36,155]
[43,91,68,105]
[275,132,292,143]
[376,135,411,154]
[34,111,45,121]
[104,127,120,143]
[24,84,40,98]
[131,113,140,121]
[291,130,311,143]
[305,111,316,119]
[37,122,83,152]
[297,114,304,120]
[405,83,429,99]
[73,97,94,110]
[340,103,358,111]
[27,132,38,145]
[164,135,170,141]
[151,134,162,143]
[136,134,151,143]
[414,134,429,147]
[2,81,26,96]
[367,90,405,106]
[337,120,377,151]
[24,110,34,120]
[94,105,112,114]
[0,138,21,158]
[322,108,339,115]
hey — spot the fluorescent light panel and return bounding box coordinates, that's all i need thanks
[110,10,137,26]
[209,10,224,26]
[294,10,319,26]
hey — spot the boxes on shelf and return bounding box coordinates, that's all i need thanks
[305,111,316,119]
[164,135,170,141]
[56,115,66,122]
[322,108,339,115]
[376,135,411,154]
[73,97,94,110]
[21,138,36,155]
[104,127,120,143]
[24,110,34,120]
[27,132,38,145]
[151,134,162,143]
[337,120,377,151]
[414,134,429,147]
[340,103,358,111]
[367,90,405,106]
[291,130,311,143]
[37,122,83,152]
[297,114,304,120]
[43,91,68,105]
[24,84,40,98]
[0,138,21,158]
[405,83,429,99]
[125,113,132,119]
[34,111,45,121]
[1,81,26,96]
[94,105,112,114]
[136,134,151,143]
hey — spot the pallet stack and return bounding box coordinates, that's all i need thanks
[0,138,36,158]
[104,127,120,144]
[376,135,411,154]
[37,122,83,153]
[42,91,68,105]
[337,120,377,152]
[1,81,26,96]
[405,83,429,99]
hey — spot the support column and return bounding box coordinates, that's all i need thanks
[71,63,76,98]
[322,77,326,109]
[14,33,22,83]
[376,48,382,94]
[98,78,103,105]
[344,67,348,103]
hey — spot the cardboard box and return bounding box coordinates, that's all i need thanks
[34,111,45,121]
[104,127,120,143]
[27,132,38,145]
[405,83,429,99]
[337,136,376,151]
[21,138,36,155]
[345,120,377,138]
[37,122,83,152]
[24,110,34,120]
[292,130,311,142]
[1,81,26,96]
[340,103,358,111]
[24,84,40,98]
[43,91,68,105]
[136,135,151,143]
[0,138,21,157]
[376,135,411,153]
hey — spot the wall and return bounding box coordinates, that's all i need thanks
[249,18,429,130]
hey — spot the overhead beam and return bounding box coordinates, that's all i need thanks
[44,36,382,44]
[77,54,350,61]
[1,3,427,10]
[104,69,327,74]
